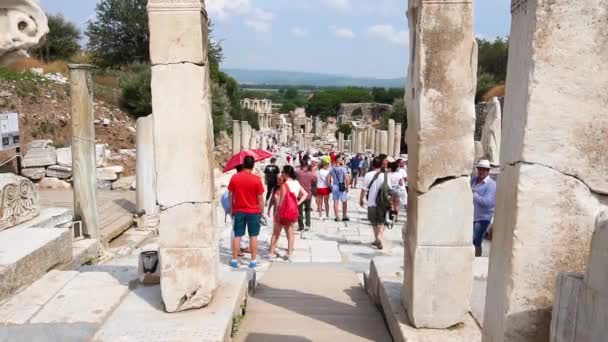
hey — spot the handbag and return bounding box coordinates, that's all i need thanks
[333,168,347,192]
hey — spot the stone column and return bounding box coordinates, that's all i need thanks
[148,0,218,313]
[374,129,380,155]
[69,64,99,240]
[483,1,608,340]
[369,128,376,153]
[136,115,157,216]
[241,121,250,150]
[250,129,257,149]
[394,123,402,158]
[387,119,395,157]
[367,126,375,150]
[232,120,241,154]
[403,0,476,329]
[352,130,358,153]
[378,130,388,155]
[338,132,344,152]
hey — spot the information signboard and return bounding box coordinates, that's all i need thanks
[0,112,20,150]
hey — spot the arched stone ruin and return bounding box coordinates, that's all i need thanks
[338,103,393,122]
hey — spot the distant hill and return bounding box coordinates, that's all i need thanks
[223,68,406,88]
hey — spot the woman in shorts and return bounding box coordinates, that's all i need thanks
[315,161,331,220]
[388,161,405,220]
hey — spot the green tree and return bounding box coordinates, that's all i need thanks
[371,87,404,104]
[211,80,231,135]
[280,101,297,113]
[335,124,353,140]
[118,63,151,118]
[241,108,259,130]
[306,87,372,119]
[475,37,509,101]
[31,14,81,62]
[86,0,149,67]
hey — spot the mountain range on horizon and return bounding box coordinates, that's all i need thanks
[223,68,406,88]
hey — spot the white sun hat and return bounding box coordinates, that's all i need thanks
[476,160,492,169]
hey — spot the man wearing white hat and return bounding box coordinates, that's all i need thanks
[471,160,497,257]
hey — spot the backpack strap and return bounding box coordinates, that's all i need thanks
[367,171,382,193]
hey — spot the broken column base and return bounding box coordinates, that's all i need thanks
[365,257,481,342]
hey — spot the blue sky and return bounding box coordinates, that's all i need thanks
[40,0,511,79]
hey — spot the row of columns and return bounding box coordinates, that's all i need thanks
[257,113,273,130]
[349,122,402,157]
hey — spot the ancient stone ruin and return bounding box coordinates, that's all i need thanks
[483,1,608,341]
[148,0,219,313]
[0,0,49,66]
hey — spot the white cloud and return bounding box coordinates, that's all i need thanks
[291,27,308,38]
[244,8,275,33]
[330,25,355,39]
[324,0,351,11]
[206,0,251,20]
[367,24,408,45]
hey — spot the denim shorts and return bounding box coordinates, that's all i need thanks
[331,185,348,202]
[233,212,261,237]
[473,220,491,248]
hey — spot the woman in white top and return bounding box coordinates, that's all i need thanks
[267,165,307,262]
[315,161,331,219]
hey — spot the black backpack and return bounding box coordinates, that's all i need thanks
[367,171,392,211]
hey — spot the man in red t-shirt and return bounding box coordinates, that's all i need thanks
[228,156,265,268]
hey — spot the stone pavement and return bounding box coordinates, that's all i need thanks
[235,263,392,342]
[39,189,136,245]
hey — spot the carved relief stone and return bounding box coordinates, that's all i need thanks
[0,0,49,66]
[0,174,40,231]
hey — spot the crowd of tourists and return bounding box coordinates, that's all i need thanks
[225,148,496,268]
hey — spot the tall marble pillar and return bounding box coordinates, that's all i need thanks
[483,1,608,341]
[148,0,218,313]
[379,130,388,155]
[250,129,257,149]
[232,120,241,154]
[387,119,396,157]
[367,126,375,150]
[241,121,251,150]
[394,123,402,158]
[403,0,476,328]
[374,131,381,155]
[136,115,158,217]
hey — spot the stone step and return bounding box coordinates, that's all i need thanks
[0,228,72,302]
[365,257,482,342]
[93,269,250,342]
[0,265,137,342]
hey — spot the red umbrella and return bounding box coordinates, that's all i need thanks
[223,150,272,173]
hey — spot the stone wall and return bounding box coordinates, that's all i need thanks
[338,103,393,123]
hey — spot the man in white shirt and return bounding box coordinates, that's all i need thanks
[360,157,386,249]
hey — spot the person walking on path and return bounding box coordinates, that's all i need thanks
[315,160,331,220]
[349,153,362,188]
[471,160,497,257]
[328,154,351,222]
[228,156,265,268]
[360,157,389,249]
[266,184,283,259]
[387,160,406,221]
[296,158,316,232]
[273,165,308,261]
[263,157,280,204]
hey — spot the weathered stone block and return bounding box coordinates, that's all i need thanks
[45,165,72,179]
[0,228,71,301]
[484,163,607,341]
[158,203,215,249]
[405,0,476,194]
[159,247,219,313]
[38,177,71,189]
[111,176,135,191]
[96,167,120,181]
[402,244,473,328]
[27,140,52,149]
[21,167,45,180]
[0,174,40,231]
[550,272,608,342]
[22,147,56,168]
[500,0,608,195]
[57,145,107,167]
[586,211,608,293]
[148,2,208,65]
[151,63,215,207]
[406,176,472,246]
